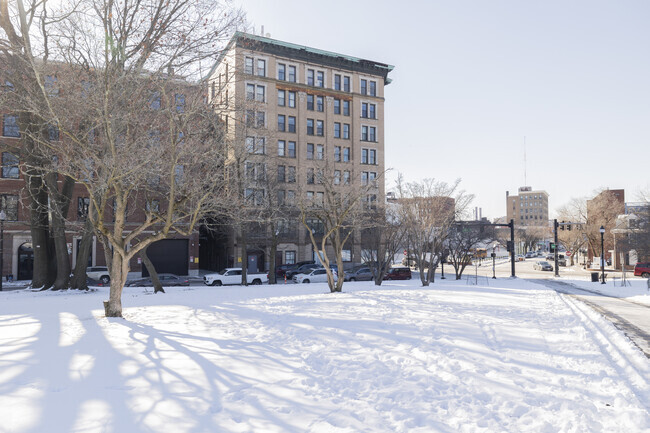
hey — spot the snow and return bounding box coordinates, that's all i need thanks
[1,277,649,432]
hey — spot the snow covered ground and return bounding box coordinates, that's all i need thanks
[0,277,649,433]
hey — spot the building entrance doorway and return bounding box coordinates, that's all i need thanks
[18,242,34,281]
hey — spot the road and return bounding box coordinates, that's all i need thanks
[464,257,650,358]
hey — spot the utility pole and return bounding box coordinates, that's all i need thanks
[510,219,515,278]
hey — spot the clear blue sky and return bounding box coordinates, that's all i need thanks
[235,0,650,219]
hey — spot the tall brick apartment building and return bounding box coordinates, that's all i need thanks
[205,32,393,272]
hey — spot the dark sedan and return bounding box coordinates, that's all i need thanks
[125,273,190,287]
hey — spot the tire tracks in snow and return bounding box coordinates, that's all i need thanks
[556,293,650,410]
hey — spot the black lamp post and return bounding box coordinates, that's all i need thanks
[600,225,606,284]
[0,210,5,291]
[492,243,497,279]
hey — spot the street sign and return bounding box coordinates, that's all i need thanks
[566,251,572,257]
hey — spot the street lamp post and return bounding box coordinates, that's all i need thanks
[600,225,606,284]
[0,210,5,291]
[492,243,497,279]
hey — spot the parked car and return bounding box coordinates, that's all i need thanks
[285,263,321,280]
[86,277,106,287]
[292,268,337,284]
[525,252,535,258]
[86,266,110,284]
[344,267,373,282]
[544,254,566,266]
[384,267,412,280]
[533,261,553,271]
[516,255,525,262]
[634,263,650,278]
[126,273,190,287]
[203,268,268,286]
[274,264,297,278]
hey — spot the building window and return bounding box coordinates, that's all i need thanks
[343,147,350,162]
[316,120,324,136]
[369,172,377,187]
[47,124,59,141]
[343,100,350,116]
[246,136,265,154]
[287,141,296,158]
[343,170,350,184]
[361,171,368,185]
[257,59,266,77]
[316,144,324,160]
[77,197,90,220]
[306,143,314,160]
[245,57,254,74]
[277,189,285,206]
[3,115,20,137]
[287,166,296,182]
[316,71,324,88]
[361,148,377,165]
[360,79,367,95]
[361,126,376,142]
[307,119,314,135]
[278,115,286,132]
[1,194,18,221]
[288,116,296,133]
[278,63,286,80]
[362,102,376,119]
[278,140,286,156]
[334,74,341,91]
[316,96,324,112]
[150,91,161,110]
[334,170,341,185]
[278,89,285,106]
[256,111,265,128]
[334,146,341,162]
[307,69,314,86]
[334,99,341,115]
[343,124,350,139]
[2,153,19,179]
[285,251,296,264]
[343,76,350,92]
[307,94,314,111]
[247,84,264,102]
[277,165,286,182]
[175,94,185,112]
[307,168,314,184]
[288,65,296,82]
[334,122,341,138]
[45,75,59,96]
[288,91,296,108]
[369,81,377,96]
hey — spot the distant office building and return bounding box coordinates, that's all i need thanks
[506,187,549,226]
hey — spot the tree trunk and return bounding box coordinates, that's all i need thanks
[105,252,129,317]
[269,232,277,285]
[70,219,94,290]
[25,162,52,290]
[49,176,75,290]
[240,228,248,286]
[140,245,164,293]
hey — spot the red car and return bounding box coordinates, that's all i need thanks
[384,267,412,280]
[634,263,650,278]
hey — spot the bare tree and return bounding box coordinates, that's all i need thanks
[516,225,549,255]
[7,0,244,316]
[585,190,624,265]
[298,160,379,293]
[446,222,494,280]
[557,198,588,266]
[360,203,407,285]
[396,175,472,286]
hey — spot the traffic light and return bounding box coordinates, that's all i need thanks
[550,243,555,253]
[560,221,565,231]
[567,223,572,231]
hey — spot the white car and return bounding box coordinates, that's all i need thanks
[86,266,110,284]
[293,268,338,284]
[203,268,268,286]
